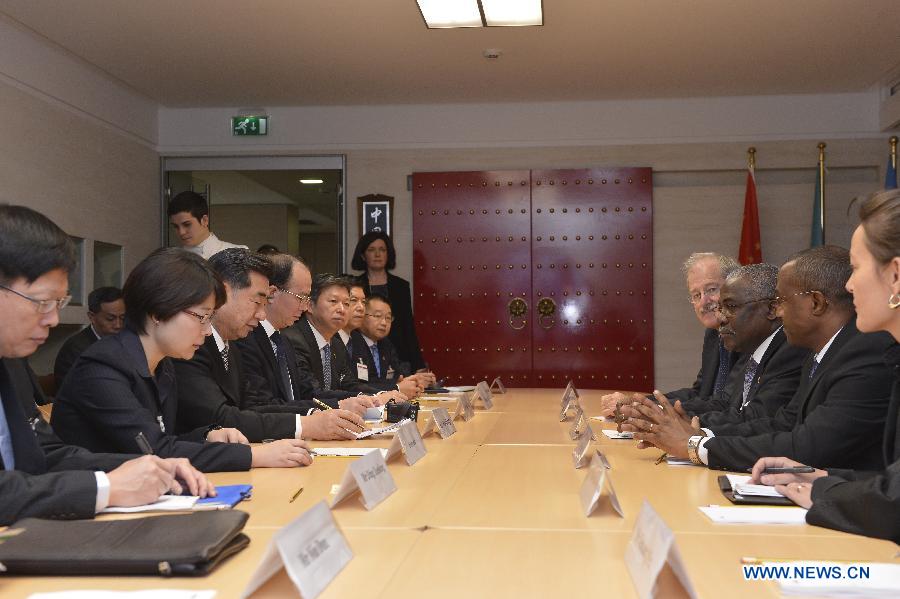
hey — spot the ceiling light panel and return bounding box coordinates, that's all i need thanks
[416,0,483,28]
[481,0,543,26]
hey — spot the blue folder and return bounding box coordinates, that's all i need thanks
[195,484,252,510]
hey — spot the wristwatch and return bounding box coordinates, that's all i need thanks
[687,435,704,465]
[203,424,223,441]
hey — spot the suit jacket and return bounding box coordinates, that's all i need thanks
[234,325,323,413]
[806,342,900,543]
[681,328,808,428]
[52,328,251,472]
[283,316,377,395]
[358,272,425,371]
[665,328,738,403]
[0,358,133,525]
[705,322,894,472]
[53,326,98,387]
[171,334,296,442]
[348,330,403,387]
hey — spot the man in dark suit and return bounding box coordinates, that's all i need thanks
[601,252,740,416]
[53,286,125,387]
[173,249,366,442]
[0,204,211,524]
[284,274,407,401]
[235,255,375,438]
[623,263,807,445]
[353,294,431,396]
[629,247,894,471]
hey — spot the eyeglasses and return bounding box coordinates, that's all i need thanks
[773,290,819,305]
[183,309,216,325]
[687,285,720,305]
[365,313,394,323]
[715,297,773,317]
[279,288,311,304]
[0,284,71,314]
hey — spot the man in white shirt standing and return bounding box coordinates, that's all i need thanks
[167,191,247,259]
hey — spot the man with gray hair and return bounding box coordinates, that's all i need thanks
[601,252,740,416]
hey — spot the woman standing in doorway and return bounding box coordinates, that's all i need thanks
[351,232,426,373]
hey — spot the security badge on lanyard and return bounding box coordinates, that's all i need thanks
[157,415,166,433]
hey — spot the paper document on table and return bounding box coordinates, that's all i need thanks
[590,415,616,423]
[666,457,695,466]
[419,394,458,401]
[28,592,216,599]
[446,385,476,392]
[698,505,807,525]
[601,430,634,440]
[775,562,900,596]
[356,421,403,439]
[101,494,198,513]
[313,447,388,459]
[726,474,785,498]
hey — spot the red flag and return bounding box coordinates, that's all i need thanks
[738,168,762,264]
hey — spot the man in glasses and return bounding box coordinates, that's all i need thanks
[235,254,377,440]
[173,249,366,443]
[601,252,740,416]
[626,247,894,471]
[0,204,212,524]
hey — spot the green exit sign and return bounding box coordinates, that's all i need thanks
[232,115,268,136]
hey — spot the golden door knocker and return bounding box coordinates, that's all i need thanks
[537,297,556,329]
[507,298,528,330]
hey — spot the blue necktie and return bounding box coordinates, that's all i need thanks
[370,343,382,378]
[713,341,731,395]
[808,359,819,379]
[321,345,332,390]
[0,398,16,470]
[270,331,294,401]
[741,357,759,407]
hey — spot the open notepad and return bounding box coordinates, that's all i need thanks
[313,447,388,458]
[101,484,251,513]
[698,505,808,525]
[725,474,786,498]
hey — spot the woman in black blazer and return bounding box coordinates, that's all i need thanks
[53,248,311,471]
[751,189,900,543]
[352,231,427,372]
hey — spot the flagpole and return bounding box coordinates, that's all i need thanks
[817,142,826,243]
[747,146,756,172]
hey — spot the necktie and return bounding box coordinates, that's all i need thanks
[321,345,332,390]
[370,343,382,378]
[741,357,759,407]
[713,341,731,395]
[271,331,294,401]
[221,343,230,371]
[808,359,819,379]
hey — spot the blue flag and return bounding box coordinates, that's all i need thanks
[886,152,898,190]
[810,166,824,247]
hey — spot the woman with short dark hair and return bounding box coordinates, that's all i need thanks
[351,231,426,372]
[752,189,900,543]
[53,248,294,471]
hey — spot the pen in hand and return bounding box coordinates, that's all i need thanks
[762,466,815,475]
[134,431,154,455]
[313,398,332,411]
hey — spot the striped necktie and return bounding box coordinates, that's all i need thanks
[321,344,332,390]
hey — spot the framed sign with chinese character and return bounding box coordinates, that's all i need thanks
[358,194,393,236]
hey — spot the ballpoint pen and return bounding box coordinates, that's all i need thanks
[289,487,304,503]
[313,398,332,410]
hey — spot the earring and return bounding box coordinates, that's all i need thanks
[890,293,900,310]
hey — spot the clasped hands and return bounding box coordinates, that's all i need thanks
[601,390,701,459]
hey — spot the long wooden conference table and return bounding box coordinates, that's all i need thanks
[3,388,897,598]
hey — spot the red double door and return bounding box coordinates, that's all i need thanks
[412,168,653,391]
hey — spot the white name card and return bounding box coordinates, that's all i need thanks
[241,501,352,599]
[579,452,625,517]
[489,376,507,393]
[573,423,594,469]
[385,419,427,466]
[559,382,581,421]
[475,380,494,409]
[422,407,456,439]
[569,406,592,439]
[625,501,697,599]
[331,449,397,510]
[453,392,476,421]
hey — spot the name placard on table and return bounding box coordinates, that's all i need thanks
[384,419,427,466]
[331,448,397,510]
[559,381,580,421]
[578,452,624,517]
[474,380,494,409]
[242,501,353,599]
[452,391,476,421]
[625,501,697,599]
[421,407,457,439]
[572,423,594,469]
[489,376,507,394]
